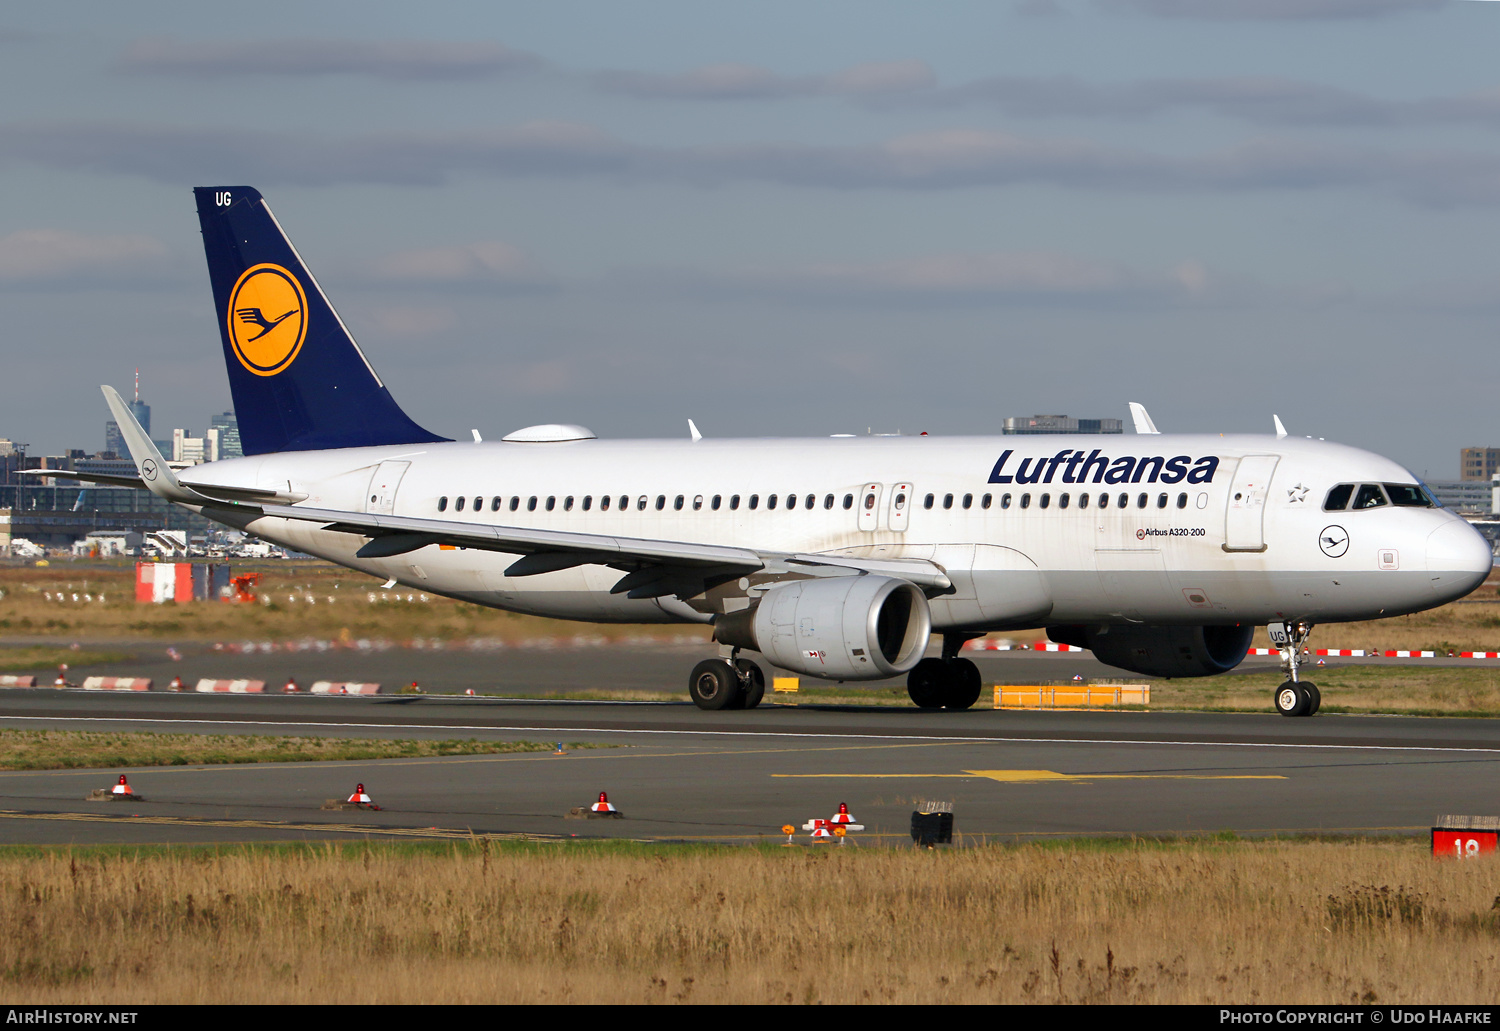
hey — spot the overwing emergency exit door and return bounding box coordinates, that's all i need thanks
[364,461,410,515]
[857,483,882,532]
[1224,455,1279,552]
[887,483,912,532]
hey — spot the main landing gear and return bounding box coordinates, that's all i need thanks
[906,635,984,711]
[1270,620,1321,718]
[688,651,765,711]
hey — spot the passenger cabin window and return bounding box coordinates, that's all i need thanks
[473,497,481,511]
[1098,493,1109,509]
[843,494,854,510]
[730,495,740,510]
[712,495,722,510]
[546,497,556,511]
[692,495,703,511]
[438,496,448,512]
[924,494,935,510]
[455,496,466,512]
[1078,493,1089,509]
[1156,493,1168,509]
[527,497,537,512]
[963,493,973,509]
[1353,484,1388,509]
[619,496,628,511]
[806,494,816,509]
[583,496,592,511]
[1136,493,1147,509]
[1118,493,1129,509]
[638,496,649,511]
[1059,493,1070,510]
[1176,492,1188,509]
[491,497,502,512]
[510,497,520,512]
[1039,493,1050,509]
[1384,483,1433,508]
[655,495,666,511]
[824,494,834,510]
[982,494,992,509]
[1001,493,1012,509]
[1020,493,1031,509]
[943,494,954,510]
[600,495,611,511]
[768,494,778,510]
[674,495,685,511]
[1324,484,1354,511]
[749,495,760,510]
[863,492,876,511]
[564,496,573,511]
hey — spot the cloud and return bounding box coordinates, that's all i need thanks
[1097,0,1447,19]
[686,250,1229,306]
[922,75,1398,125]
[0,229,172,286]
[365,305,457,337]
[594,59,934,100]
[364,241,553,289]
[7,119,1500,205]
[116,35,542,80]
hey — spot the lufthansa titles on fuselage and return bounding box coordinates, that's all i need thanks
[987,448,1220,486]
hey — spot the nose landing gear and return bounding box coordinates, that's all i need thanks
[1270,620,1320,717]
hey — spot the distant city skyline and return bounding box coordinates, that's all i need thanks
[3,3,1500,479]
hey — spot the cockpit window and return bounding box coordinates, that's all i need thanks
[1323,484,1353,511]
[1353,484,1388,509]
[1384,483,1434,508]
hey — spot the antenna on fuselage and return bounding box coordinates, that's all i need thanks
[1273,415,1287,440]
[688,419,702,443]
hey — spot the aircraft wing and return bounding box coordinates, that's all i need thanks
[255,503,953,598]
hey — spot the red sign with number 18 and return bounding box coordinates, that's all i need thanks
[1432,830,1498,858]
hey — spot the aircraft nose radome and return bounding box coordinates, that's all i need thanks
[1426,521,1494,599]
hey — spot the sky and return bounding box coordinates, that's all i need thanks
[1,0,1498,477]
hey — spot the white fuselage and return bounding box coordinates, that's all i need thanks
[186,432,1493,631]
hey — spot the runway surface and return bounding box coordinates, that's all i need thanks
[2,682,1498,847]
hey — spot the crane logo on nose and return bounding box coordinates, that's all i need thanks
[1319,525,1349,558]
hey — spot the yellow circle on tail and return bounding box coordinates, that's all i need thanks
[227,263,307,376]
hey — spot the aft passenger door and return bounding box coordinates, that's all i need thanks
[1224,455,1279,552]
[364,461,410,515]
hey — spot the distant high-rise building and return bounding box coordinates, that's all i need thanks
[104,420,125,458]
[208,411,242,459]
[1461,447,1500,482]
[1002,414,1124,435]
[108,369,151,460]
[172,428,205,465]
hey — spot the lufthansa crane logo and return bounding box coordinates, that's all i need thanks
[1319,525,1349,559]
[227,263,306,376]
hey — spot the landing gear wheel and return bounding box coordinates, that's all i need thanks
[907,658,947,709]
[736,659,766,709]
[946,658,982,711]
[689,659,744,711]
[1274,680,1310,718]
[1302,682,1321,716]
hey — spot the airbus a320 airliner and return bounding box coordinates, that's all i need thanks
[62,187,1494,716]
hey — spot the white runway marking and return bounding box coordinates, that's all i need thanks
[2,714,1500,754]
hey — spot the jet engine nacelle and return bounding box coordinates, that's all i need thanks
[715,575,931,681]
[1047,623,1254,679]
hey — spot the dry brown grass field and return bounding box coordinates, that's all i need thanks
[2,838,1496,1005]
[4,558,1498,651]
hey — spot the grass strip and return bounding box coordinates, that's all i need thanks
[0,728,611,771]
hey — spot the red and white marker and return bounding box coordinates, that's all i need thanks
[590,791,618,814]
[168,675,185,691]
[283,677,300,693]
[112,774,133,797]
[804,819,833,842]
[830,802,856,825]
[347,783,374,805]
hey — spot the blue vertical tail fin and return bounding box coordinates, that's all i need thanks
[194,186,449,455]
